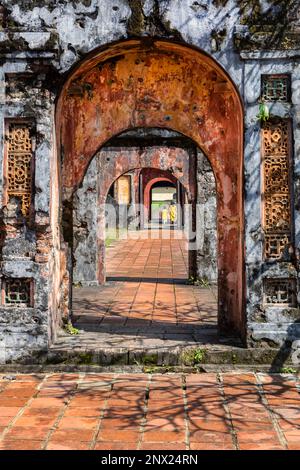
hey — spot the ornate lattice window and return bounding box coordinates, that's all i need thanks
[264,279,296,306]
[262,75,290,102]
[262,120,292,259]
[2,278,32,307]
[5,122,34,218]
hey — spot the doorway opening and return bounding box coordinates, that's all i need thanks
[150,180,177,226]
[71,129,218,347]
[56,39,244,346]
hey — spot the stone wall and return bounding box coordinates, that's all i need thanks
[73,157,98,285]
[196,149,218,284]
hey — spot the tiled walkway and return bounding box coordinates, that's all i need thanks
[106,229,188,281]
[70,229,218,350]
[0,372,299,450]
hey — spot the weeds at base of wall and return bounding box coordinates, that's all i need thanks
[187,276,211,287]
[63,321,79,335]
[181,348,206,366]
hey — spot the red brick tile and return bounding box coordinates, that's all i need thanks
[143,429,185,442]
[145,417,185,430]
[98,428,140,442]
[0,407,21,417]
[14,415,57,427]
[0,388,37,398]
[287,443,300,450]
[46,441,91,450]
[51,428,95,441]
[236,430,280,443]
[238,442,284,450]
[190,442,234,450]
[270,407,300,419]
[189,430,233,444]
[58,417,99,429]
[0,398,29,407]
[0,439,43,450]
[232,420,274,431]
[94,442,137,450]
[278,419,300,430]
[101,417,142,428]
[5,425,51,440]
[30,398,67,408]
[283,429,300,443]
[140,442,186,450]
[70,397,108,407]
[23,407,60,417]
[64,406,103,417]
[189,419,230,433]
[0,416,14,426]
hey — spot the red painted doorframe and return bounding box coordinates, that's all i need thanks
[56,39,244,338]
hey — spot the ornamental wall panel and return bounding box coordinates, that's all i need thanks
[5,122,34,218]
[262,120,292,260]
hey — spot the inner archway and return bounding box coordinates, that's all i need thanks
[56,39,244,338]
[71,139,218,338]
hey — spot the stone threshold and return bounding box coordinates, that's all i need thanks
[2,343,297,372]
[0,363,298,374]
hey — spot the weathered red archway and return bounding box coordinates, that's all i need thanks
[56,39,244,337]
[143,170,178,223]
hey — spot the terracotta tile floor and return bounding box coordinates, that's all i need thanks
[106,229,188,281]
[71,229,218,349]
[0,372,299,450]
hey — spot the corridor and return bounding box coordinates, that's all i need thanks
[68,229,218,353]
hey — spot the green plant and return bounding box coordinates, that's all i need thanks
[143,365,175,374]
[193,349,205,363]
[141,353,158,366]
[182,348,206,365]
[187,276,196,285]
[257,101,269,122]
[77,352,93,364]
[64,321,79,335]
[280,366,297,374]
[187,276,210,287]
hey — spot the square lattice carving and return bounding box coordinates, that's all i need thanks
[3,278,32,307]
[264,233,290,260]
[262,75,290,102]
[264,279,296,306]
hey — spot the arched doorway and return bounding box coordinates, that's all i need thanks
[141,168,183,228]
[150,180,176,225]
[56,39,244,338]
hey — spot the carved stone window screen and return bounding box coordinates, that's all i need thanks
[4,121,34,218]
[262,121,289,156]
[264,233,290,260]
[262,120,292,260]
[264,156,289,194]
[261,75,290,102]
[2,278,33,307]
[265,195,291,232]
[264,279,296,306]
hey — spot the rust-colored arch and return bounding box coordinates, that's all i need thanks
[143,172,178,222]
[56,39,244,337]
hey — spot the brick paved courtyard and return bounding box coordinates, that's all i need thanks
[0,372,299,450]
[70,230,218,352]
[106,229,189,281]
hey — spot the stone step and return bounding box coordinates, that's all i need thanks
[42,343,297,371]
